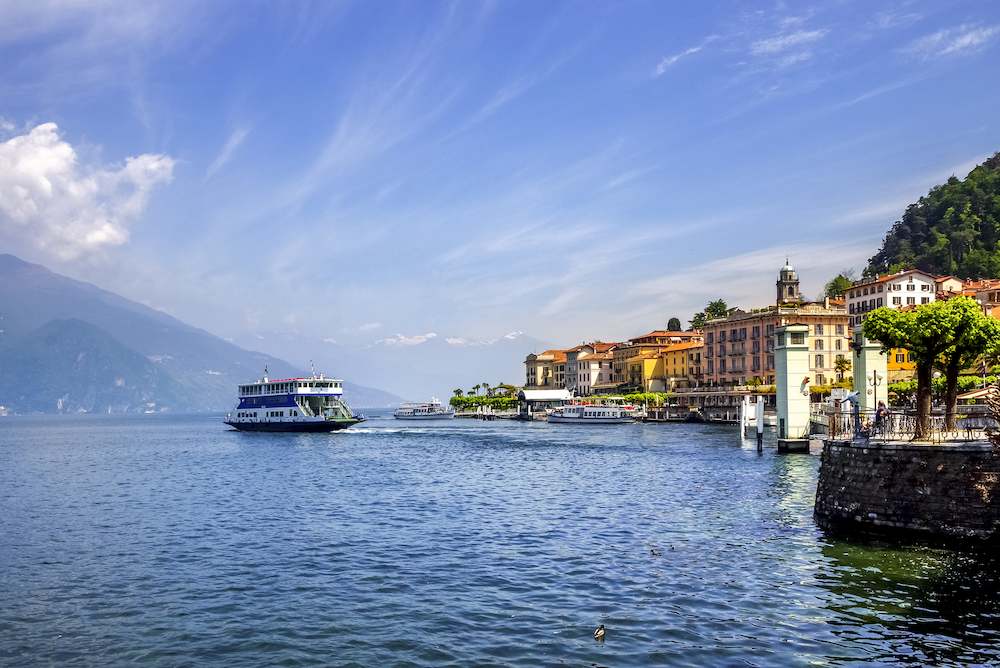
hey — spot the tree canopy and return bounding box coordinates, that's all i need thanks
[667,317,682,331]
[690,299,730,329]
[866,152,1000,278]
[823,272,855,298]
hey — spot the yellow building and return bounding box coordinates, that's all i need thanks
[626,342,704,391]
[887,347,915,381]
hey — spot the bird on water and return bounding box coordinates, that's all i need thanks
[594,624,606,642]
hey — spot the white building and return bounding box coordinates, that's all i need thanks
[564,343,617,397]
[846,269,938,328]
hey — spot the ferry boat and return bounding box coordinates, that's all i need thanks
[393,398,455,420]
[547,404,635,424]
[224,370,363,432]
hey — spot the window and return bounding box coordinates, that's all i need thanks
[893,296,902,305]
[791,332,805,345]
[816,374,826,385]
[877,298,883,307]
[815,339,824,351]
[815,354,825,368]
[896,353,904,363]
[835,339,842,351]
[836,324,844,335]
[907,283,915,291]
[907,297,915,305]
[815,324,824,335]
[921,297,929,304]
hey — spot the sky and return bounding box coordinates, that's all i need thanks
[2,0,1000,358]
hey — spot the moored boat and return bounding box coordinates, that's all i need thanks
[394,398,455,420]
[224,369,363,432]
[547,404,634,424]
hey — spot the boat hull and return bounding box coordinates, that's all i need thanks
[547,416,634,424]
[225,419,362,432]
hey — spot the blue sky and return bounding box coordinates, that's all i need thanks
[2,0,1000,354]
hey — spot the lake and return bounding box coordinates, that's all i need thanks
[1,415,998,666]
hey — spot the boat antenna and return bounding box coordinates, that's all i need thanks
[263,364,269,382]
[310,360,316,377]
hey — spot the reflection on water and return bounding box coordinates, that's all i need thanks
[819,541,1000,665]
[0,415,998,666]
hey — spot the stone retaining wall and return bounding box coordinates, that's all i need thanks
[815,439,1000,542]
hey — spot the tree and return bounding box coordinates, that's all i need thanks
[934,297,1000,429]
[864,300,974,438]
[690,299,730,329]
[471,384,480,396]
[481,382,491,397]
[667,317,682,331]
[823,272,855,299]
[834,357,852,381]
[453,388,464,397]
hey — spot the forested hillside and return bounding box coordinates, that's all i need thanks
[866,152,1000,278]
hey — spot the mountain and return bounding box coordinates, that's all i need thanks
[230,329,555,401]
[0,254,402,412]
[0,319,192,414]
[867,152,1000,278]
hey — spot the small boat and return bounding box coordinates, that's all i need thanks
[224,369,364,432]
[547,404,634,424]
[394,398,455,420]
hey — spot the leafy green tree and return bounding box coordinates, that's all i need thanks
[934,297,1000,429]
[667,317,682,331]
[823,273,855,298]
[690,299,730,329]
[453,388,463,397]
[863,300,969,438]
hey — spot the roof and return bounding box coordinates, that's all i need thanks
[633,330,697,338]
[518,389,572,401]
[660,341,702,354]
[851,269,937,288]
[957,387,997,401]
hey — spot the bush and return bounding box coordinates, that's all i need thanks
[448,395,517,411]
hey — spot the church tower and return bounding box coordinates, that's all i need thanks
[776,259,800,305]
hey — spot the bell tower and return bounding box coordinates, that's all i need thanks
[776,259,800,305]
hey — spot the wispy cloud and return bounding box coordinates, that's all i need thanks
[358,322,382,331]
[750,29,827,55]
[653,35,718,77]
[904,23,1000,59]
[205,126,251,180]
[376,332,438,346]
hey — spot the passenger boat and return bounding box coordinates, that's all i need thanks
[225,369,363,432]
[547,404,635,424]
[393,398,455,420]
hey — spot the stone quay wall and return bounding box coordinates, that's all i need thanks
[815,439,1000,543]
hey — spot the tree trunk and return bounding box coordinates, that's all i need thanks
[944,355,962,431]
[915,361,933,439]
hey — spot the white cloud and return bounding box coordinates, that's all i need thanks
[377,332,438,346]
[653,36,718,77]
[751,29,827,55]
[0,122,174,260]
[904,23,1000,59]
[205,126,250,180]
[445,337,467,345]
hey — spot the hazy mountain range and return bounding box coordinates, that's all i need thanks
[0,254,402,413]
[0,254,553,413]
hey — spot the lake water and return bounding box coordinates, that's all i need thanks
[1,415,998,667]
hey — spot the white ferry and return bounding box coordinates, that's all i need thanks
[393,398,455,420]
[225,369,363,432]
[547,404,635,424]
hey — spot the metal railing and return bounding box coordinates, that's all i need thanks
[810,408,998,444]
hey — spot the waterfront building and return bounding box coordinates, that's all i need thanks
[701,262,850,386]
[523,349,567,388]
[611,330,703,387]
[845,269,938,327]
[565,342,618,396]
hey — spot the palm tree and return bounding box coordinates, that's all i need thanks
[453,388,464,397]
[471,384,481,396]
[481,382,491,397]
[834,357,852,382]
